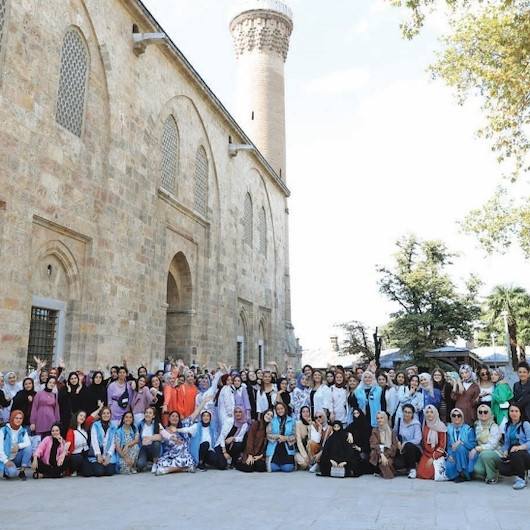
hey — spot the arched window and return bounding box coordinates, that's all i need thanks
[55,28,88,137]
[258,207,266,256]
[194,146,208,216]
[161,116,178,193]
[0,0,8,77]
[243,193,252,246]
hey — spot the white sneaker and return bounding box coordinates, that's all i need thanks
[155,467,167,476]
[309,463,319,473]
[187,466,196,473]
[408,469,417,479]
[151,464,157,474]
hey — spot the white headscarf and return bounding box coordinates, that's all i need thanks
[419,372,435,398]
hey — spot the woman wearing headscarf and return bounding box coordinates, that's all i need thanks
[345,375,360,424]
[345,408,372,463]
[89,406,117,477]
[215,405,248,469]
[355,371,383,428]
[450,364,480,426]
[83,370,107,417]
[369,411,398,479]
[470,403,502,484]
[236,409,273,472]
[319,421,360,477]
[186,407,219,471]
[445,407,476,482]
[32,423,70,479]
[393,403,422,478]
[418,373,441,423]
[232,374,252,423]
[292,374,311,422]
[58,372,86,436]
[499,403,530,490]
[266,402,296,472]
[490,368,513,429]
[0,410,32,480]
[329,370,348,426]
[11,378,36,429]
[417,405,447,480]
[30,376,60,437]
[295,405,313,469]
[245,371,261,420]
[215,374,236,447]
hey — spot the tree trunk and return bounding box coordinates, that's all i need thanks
[508,324,518,368]
[519,344,526,362]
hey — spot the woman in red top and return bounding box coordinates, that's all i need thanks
[417,404,447,480]
[66,406,102,477]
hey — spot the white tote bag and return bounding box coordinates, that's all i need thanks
[433,456,449,482]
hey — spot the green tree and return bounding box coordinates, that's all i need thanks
[338,320,375,363]
[378,235,481,365]
[482,284,530,365]
[388,0,530,255]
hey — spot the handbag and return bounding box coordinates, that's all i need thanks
[330,466,345,478]
[117,386,129,408]
[433,456,449,482]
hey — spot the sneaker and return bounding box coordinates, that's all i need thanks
[454,475,465,483]
[513,477,527,490]
[18,471,26,481]
[197,464,207,472]
[485,477,497,485]
[187,466,196,473]
[155,467,168,476]
[70,471,77,477]
[309,463,319,473]
[131,468,137,474]
[151,463,157,474]
[407,469,416,479]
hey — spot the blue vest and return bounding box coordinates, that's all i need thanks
[0,425,27,472]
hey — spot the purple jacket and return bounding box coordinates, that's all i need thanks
[30,390,60,434]
[107,381,133,421]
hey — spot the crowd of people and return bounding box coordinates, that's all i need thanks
[1,356,529,489]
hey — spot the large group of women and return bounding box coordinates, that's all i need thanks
[1,356,529,490]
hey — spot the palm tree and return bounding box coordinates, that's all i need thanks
[483,285,530,367]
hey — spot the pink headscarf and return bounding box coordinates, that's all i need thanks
[424,404,447,448]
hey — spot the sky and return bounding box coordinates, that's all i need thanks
[142,0,530,353]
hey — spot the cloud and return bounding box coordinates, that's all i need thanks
[305,68,371,94]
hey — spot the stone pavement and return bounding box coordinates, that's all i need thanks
[0,470,527,529]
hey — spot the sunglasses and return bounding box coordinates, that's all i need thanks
[315,415,324,419]
[478,410,489,415]
[480,372,489,376]
[451,413,462,418]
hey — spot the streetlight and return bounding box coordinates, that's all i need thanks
[501,310,512,372]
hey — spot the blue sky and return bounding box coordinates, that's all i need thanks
[142,0,529,351]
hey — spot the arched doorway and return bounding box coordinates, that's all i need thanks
[165,252,193,362]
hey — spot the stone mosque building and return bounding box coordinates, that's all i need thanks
[0,0,300,373]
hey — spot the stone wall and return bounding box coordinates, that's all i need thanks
[0,0,299,374]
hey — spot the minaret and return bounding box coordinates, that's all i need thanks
[229,0,293,179]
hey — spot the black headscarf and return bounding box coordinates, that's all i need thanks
[345,408,371,454]
[11,378,36,426]
[84,371,107,414]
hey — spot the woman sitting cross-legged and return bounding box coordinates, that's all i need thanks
[319,421,361,477]
[417,405,447,480]
[445,407,476,483]
[236,409,273,473]
[0,410,32,480]
[66,408,99,477]
[154,398,211,476]
[369,411,398,479]
[32,423,71,479]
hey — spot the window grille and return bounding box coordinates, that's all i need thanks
[259,207,266,255]
[161,116,178,193]
[243,193,252,246]
[27,307,58,370]
[56,29,88,137]
[194,146,208,216]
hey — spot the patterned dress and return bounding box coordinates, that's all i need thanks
[116,428,140,475]
[157,418,194,471]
